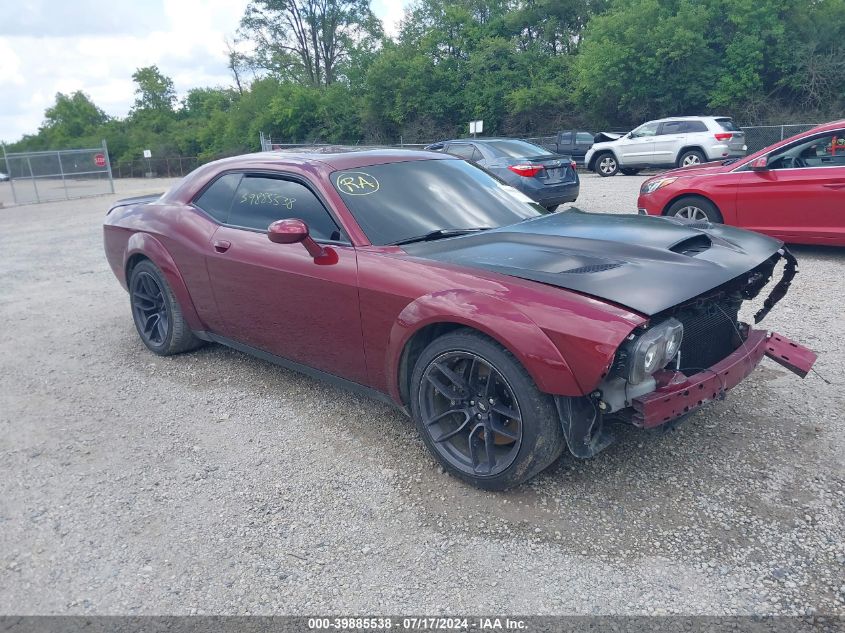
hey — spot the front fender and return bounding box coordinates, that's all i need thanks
[124,232,204,332]
[386,289,582,403]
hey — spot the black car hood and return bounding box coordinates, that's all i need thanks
[401,210,782,316]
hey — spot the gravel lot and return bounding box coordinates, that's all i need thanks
[0,173,843,616]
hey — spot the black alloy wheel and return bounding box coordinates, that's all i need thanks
[131,270,170,348]
[410,329,566,490]
[128,259,203,356]
[419,351,523,477]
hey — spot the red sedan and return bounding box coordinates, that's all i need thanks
[638,119,845,246]
[104,149,815,489]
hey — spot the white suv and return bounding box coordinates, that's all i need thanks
[585,116,748,177]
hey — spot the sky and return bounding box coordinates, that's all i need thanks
[0,0,410,143]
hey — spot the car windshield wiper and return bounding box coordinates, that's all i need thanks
[390,228,491,246]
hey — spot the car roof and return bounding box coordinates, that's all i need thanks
[206,148,452,171]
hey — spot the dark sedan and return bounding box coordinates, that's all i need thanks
[104,149,815,489]
[426,138,579,210]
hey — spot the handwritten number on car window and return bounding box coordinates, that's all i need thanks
[239,192,295,209]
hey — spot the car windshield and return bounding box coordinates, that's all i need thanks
[482,140,553,158]
[332,159,551,245]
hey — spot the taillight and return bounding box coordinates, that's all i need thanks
[508,164,544,177]
[570,160,577,170]
[714,132,732,141]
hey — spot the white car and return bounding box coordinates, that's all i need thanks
[0,172,9,182]
[585,116,748,177]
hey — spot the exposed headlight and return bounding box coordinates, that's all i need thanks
[626,318,684,384]
[640,177,678,194]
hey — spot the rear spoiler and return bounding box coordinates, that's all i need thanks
[107,193,163,214]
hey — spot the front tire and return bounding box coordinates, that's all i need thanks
[410,329,565,490]
[678,149,706,168]
[595,152,619,177]
[665,196,723,223]
[129,260,203,356]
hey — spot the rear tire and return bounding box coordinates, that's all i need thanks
[410,329,565,490]
[129,260,204,356]
[678,149,706,168]
[665,196,723,223]
[595,153,619,177]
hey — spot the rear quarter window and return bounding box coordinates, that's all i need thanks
[193,173,242,223]
[715,118,740,132]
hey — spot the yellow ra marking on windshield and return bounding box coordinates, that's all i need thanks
[336,172,379,195]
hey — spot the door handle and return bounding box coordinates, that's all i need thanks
[822,182,845,190]
[213,239,231,253]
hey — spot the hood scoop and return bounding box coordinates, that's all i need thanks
[670,234,712,256]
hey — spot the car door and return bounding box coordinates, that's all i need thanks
[203,171,369,384]
[735,130,845,243]
[653,121,687,166]
[574,132,594,163]
[615,121,660,165]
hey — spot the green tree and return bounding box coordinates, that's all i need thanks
[42,91,108,142]
[239,0,383,85]
[131,65,177,113]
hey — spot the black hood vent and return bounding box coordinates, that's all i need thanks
[670,234,712,256]
[563,262,623,274]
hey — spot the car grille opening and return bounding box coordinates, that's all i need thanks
[673,298,742,374]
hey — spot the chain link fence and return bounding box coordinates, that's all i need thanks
[112,156,201,179]
[737,124,822,153]
[1,142,114,205]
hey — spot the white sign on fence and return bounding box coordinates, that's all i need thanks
[143,149,152,158]
[469,120,483,135]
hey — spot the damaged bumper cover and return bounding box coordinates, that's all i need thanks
[631,329,817,428]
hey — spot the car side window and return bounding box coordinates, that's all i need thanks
[193,173,242,223]
[576,132,594,144]
[768,132,845,170]
[447,144,477,161]
[470,147,484,162]
[228,175,344,241]
[659,121,685,135]
[684,121,708,133]
[631,121,660,138]
[558,132,572,144]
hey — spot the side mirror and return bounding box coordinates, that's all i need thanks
[750,156,769,171]
[627,131,635,139]
[268,218,309,244]
[268,218,329,260]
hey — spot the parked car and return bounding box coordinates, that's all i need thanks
[0,172,9,182]
[585,116,747,176]
[104,149,815,489]
[637,119,845,246]
[554,130,595,165]
[425,138,579,209]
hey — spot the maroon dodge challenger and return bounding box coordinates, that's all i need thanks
[104,149,816,489]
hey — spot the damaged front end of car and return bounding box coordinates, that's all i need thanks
[556,247,817,459]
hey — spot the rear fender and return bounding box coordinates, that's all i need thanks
[124,232,204,331]
[387,289,582,403]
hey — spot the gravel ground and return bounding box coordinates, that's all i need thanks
[0,173,843,616]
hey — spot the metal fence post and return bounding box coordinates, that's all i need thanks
[57,150,69,200]
[103,140,115,193]
[2,143,18,205]
[26,155,40,203]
